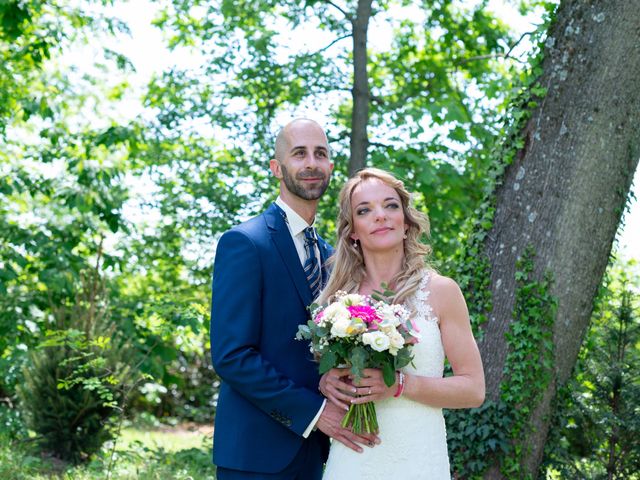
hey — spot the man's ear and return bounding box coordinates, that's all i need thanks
[269,159,282,178]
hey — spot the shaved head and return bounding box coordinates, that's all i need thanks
[274,118,329,163]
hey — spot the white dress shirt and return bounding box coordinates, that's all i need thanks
[275,197,321,268]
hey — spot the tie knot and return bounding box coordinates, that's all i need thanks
[304,227,317,245]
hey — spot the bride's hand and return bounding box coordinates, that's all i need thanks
[350,368,398,403]
[320,368,356,411]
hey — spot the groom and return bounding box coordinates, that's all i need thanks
[211,119,373,479]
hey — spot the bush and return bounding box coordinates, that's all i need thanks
[0,402,27,438]
[132,348,219,424]
[544,261,640,479]
[19,268,135,463]
[20,341,125,463]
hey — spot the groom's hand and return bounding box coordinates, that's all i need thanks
[315,402,379,453]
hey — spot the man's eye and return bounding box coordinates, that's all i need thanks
[316,150,327,158]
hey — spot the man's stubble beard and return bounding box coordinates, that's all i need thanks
[280,163,330,201]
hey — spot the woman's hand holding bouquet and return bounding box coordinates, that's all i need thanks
[297,290,420,434]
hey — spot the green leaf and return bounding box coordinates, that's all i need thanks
[349,346,368,380]
[394,347,413,370]
[382,362,395,387]
[319,350,337,374]
[295,324,311,340]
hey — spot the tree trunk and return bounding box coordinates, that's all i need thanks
[480,0,640,477]
[349,0,372,175]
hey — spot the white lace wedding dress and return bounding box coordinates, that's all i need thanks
[323,272,451,479]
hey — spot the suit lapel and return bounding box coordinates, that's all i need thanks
[265,204,313,307]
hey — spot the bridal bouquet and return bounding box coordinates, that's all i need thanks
[296,290,420,433]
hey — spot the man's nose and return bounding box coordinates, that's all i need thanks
[305,155,321,168]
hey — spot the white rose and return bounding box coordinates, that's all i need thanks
[323,302,350,324]
[377,304,401,328]
[362,331,391,352]
[379,325,392,335]
[389,330,404,351]
[331,317,352,338]
[340,293,365,306]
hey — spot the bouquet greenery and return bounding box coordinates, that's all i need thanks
[297,290,420,433]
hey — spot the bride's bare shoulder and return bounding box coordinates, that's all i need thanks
[426,271,460,293]
[423,272,468,322]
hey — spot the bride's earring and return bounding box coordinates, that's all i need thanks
[352,239,359,248]
[403,232,408,239]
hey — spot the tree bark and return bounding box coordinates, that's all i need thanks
[480,0,640,477]
[349,0,372,175]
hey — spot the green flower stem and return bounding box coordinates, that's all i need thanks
[341,400,378,434]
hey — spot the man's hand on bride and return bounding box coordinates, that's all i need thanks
[319,368,356,411]
[315,401,380,452]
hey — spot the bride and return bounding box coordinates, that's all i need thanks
[317,168,485,479]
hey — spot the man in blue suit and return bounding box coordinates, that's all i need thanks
[211,119,373,479]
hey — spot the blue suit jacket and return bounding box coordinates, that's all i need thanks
[210,203,332,473]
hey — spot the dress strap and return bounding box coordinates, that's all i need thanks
[411,270,439,324]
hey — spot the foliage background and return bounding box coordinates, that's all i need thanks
[0,0,638,477]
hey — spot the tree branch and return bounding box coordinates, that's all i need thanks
[368,140,392,149]
[453,30,535,66]
[322,0,353,22]
[504,30,535,59]
[299,33,352,58]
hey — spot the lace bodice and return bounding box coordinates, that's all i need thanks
[323,271,451,479]
[403,273,445,378]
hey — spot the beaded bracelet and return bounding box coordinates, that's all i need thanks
[394,371,405,397]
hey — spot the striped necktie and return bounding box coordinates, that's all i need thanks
[303,227,321,299]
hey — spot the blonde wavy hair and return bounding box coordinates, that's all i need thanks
[318,168,432,306]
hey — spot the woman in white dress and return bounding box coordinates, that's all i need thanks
[317,168,485,480]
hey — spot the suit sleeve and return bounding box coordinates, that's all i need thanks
[210,229,324,436]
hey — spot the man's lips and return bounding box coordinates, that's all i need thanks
[299,175,324,182]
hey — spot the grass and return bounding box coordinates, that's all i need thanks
[117,423,212,452]
[0,424,216,480]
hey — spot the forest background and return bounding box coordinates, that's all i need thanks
[0,0,638,479]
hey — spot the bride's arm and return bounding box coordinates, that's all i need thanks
[403,274,485,408]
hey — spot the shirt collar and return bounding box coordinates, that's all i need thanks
[275,197,314,236]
